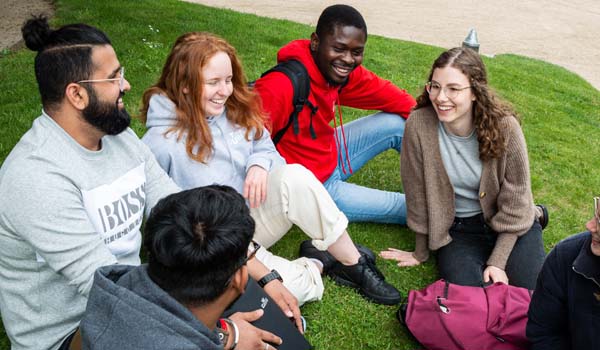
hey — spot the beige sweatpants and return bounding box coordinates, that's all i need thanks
[250,164,348,305]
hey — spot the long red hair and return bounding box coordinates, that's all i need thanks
[140,32,265,163]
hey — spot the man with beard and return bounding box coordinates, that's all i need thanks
[0,17,279,350]
[0,16,175,350]
[254,5,416,231]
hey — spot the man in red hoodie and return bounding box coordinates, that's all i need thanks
[255,4,416,231]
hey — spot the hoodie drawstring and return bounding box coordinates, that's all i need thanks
[333,99,353,175]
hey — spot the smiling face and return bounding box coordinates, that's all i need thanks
[311,25,365,85]
[429,66,476,136]
[201,51,233,117]
[81,45,132,135]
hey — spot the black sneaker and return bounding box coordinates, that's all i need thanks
[536,204,549,230]
[396,303,408,325]
[329,256,402,305]
[299,240,376,274]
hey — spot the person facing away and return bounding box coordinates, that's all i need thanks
[380,47,545,290]
[80,185,282,350]
[0,17,280,350]
[253,4,416,225]
[527,199,600,349]
[139,32,401,307]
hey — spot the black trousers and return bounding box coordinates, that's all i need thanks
[437,214,545,290]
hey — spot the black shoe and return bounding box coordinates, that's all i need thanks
[299,240,376,274]
[536,204,549,230]
[396,303,419,341]
[396,303,408,325]
[328,256,402,305]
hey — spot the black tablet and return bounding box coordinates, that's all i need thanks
[222,278,312,350]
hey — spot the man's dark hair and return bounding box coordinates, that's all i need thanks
[315,4,367,38]
[144,185,254,307]
[21,15,112,110]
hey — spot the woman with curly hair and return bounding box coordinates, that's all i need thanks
[380,47,545,289]
[140,32,402,314]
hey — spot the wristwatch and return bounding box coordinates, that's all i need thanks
[257,269,283,288]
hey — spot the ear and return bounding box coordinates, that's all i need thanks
[65,83,89,111]
[310,32,319,52]
[231,266,248,295]
[183,87,189,94]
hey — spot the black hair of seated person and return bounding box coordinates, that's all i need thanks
[144,185,255,307]
[21,15,112,110]
[315,4,367,38]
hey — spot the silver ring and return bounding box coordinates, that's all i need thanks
[264,344,269,350]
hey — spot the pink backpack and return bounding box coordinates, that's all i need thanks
[401,279,532,350]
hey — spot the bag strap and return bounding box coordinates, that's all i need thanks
[261,60,316,145]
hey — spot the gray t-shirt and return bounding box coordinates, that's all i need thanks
[438,123,482,218]
[0,112,179,350]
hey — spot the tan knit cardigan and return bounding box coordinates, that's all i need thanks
[401,106,538,270]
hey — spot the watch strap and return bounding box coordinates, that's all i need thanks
[257,269,283,288]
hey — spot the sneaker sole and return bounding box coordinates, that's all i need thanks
[329,274,401,305]
[536,204,549,230]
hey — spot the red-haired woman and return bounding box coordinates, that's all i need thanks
[140,32,401,315]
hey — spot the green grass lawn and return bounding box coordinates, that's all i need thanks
[1,0,599,349]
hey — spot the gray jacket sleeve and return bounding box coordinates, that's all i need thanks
[140,138,180,217]
[246,128,285,172]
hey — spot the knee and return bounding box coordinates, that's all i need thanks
[438,257,484,286]
[280,164,320,188]
[284,163,313,177]
[374,112,405,151]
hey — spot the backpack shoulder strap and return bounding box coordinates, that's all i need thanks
[261,60,311,145]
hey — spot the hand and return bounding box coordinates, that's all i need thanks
[379,248,421,267]
[244,166,268,209]
[229,310,283,349]
[483,265,509,285]
[263,279,303,333]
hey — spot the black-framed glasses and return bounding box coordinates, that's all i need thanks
[222,240,261,288]
[246,240,261,262]
[426,81,472,99]
[594,197,600,224]
[77,67,125,92]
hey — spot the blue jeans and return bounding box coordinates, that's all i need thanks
[323,112,406,224]
[437,214,545,290]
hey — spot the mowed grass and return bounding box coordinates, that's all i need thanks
[1,0,599,349]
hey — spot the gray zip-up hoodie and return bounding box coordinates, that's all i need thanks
[80,265,222,350]
[142,94,285,193]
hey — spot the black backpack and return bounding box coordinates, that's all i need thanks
[256,59,318,145]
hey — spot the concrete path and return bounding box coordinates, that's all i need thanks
[187,0,600,90]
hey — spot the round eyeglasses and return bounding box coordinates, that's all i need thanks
[77,67,125,92]
[426,81,471,99]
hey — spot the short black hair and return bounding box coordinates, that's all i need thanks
[315,4,367,38]
[21,15,112,110]
[144,185,254,307]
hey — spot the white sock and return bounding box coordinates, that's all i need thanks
[309,258,324,274]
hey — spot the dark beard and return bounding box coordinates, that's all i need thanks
[82,88,131,135]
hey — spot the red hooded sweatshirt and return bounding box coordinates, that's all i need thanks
[254,39,416,182]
